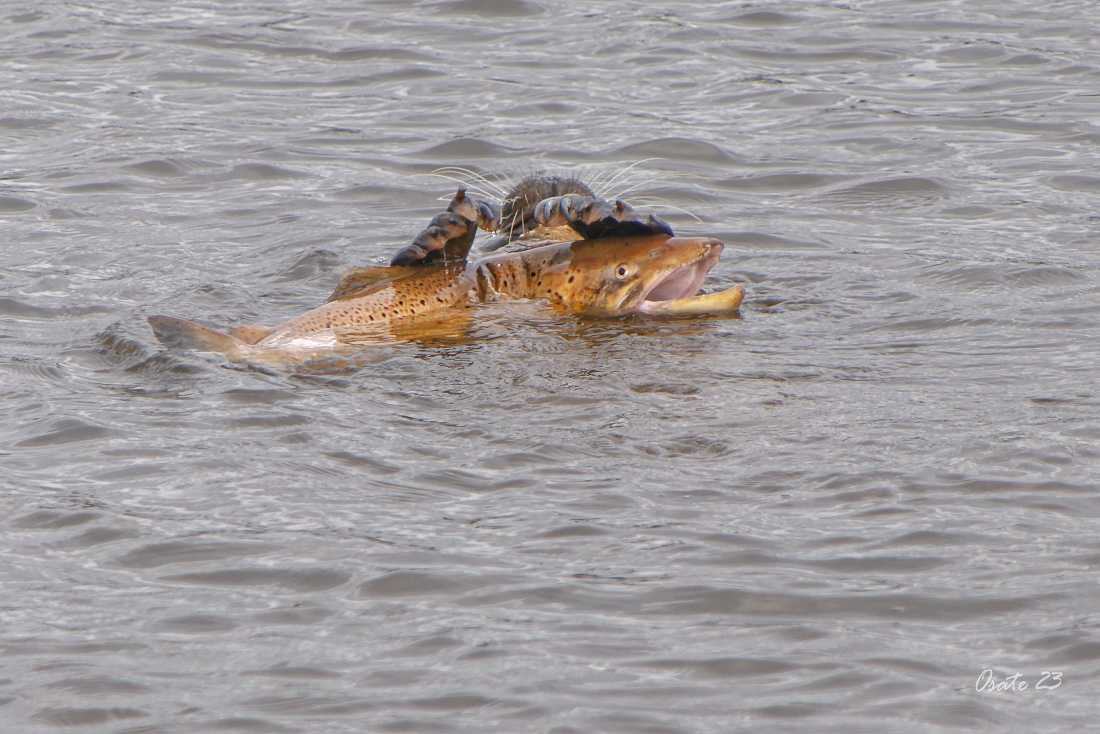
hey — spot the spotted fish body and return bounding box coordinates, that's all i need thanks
[274,263,472,340]
[148,234,743,363]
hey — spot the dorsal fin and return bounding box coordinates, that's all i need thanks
[326,265,414,303]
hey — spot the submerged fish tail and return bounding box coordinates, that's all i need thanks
[148,315,246,354]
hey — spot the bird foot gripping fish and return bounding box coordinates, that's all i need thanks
[148,176,745,362]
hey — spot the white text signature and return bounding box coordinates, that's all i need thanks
[976,669,1062,692]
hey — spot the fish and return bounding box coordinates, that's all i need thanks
[147,233,744,364]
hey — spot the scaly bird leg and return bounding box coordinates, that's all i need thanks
[390,187,501,267]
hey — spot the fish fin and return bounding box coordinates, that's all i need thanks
[326,266,410,303]
[148,315,245,352]
[228,325,274,344]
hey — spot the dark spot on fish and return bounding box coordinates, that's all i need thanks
[568,275,574,283]
[420,299,426,305]
[369,315,374,321]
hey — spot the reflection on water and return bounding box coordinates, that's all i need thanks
[3,0,1100,731]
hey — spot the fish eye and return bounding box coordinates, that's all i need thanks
[615,264,630,279]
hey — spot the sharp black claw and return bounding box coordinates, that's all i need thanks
[389,244,428,267]
[646,214,674,237]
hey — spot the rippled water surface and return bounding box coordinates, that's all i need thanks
[4,1,1100,731]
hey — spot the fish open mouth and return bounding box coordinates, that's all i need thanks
[635,242,723,311]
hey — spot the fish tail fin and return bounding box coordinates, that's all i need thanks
[148,315,245,353]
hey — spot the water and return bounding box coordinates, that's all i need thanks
[3,1,1100,731]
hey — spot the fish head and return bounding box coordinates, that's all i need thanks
[538,235,724,315]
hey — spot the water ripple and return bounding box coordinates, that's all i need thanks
[3,0,1100,731]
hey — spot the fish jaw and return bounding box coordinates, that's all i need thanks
[636,284,745,316]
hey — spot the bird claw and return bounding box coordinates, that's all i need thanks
[534,194,673,240]
[390,187,500,267]
[391,178,675,266]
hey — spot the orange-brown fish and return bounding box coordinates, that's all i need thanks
[148,233,744,363]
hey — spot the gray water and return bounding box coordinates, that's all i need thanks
[3,1,1100,731]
